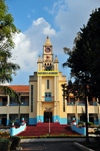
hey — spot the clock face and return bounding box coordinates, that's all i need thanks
[45,47,51,53]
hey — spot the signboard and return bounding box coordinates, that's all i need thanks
[37,71,59,76]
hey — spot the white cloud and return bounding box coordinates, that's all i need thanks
[12,33,38,72]
[12,0,100,77]
[0,82,9,85]
[44,0,66,14]
[12,18,56,72]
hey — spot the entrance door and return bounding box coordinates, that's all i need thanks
[44,112,52,122]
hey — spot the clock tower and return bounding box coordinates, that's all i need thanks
[42,36,54,71]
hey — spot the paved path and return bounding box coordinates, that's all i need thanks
[21,137,95,143]
[20,142,82,151]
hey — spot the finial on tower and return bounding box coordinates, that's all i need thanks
[44,36,52,46]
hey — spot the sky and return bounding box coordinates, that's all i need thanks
[5,0,100,85]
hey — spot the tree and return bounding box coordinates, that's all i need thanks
[63,8,100,142]
[0,0,20,103]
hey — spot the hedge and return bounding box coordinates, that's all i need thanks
[0,138,11,151]
[8,136,21,150]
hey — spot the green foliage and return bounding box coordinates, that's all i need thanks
[0,138,12,151]
[80,121,85,124]
[88,122,95,126]
[0,0,20,83]
[63,8,100,142]
[21,135,85,139]
[0,0,20,103]
[8,136,21,150]
[63,8,100,98]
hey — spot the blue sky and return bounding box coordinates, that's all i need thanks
[5,0,100,85]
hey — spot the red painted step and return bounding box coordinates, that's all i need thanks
[16,124,81,137]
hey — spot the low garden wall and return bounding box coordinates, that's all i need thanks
[71,119,86,135]
[10,118,26,136]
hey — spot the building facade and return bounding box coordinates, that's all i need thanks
[0,37,100,126]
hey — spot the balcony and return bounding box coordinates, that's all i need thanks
[89,101,97,106]
[9,103,18,106]
[42,96,54,102]
[0,102,7,106]
[67,101,75,105]
[9,102,29,106]
[20,102,29,106]
[77,101,85,105]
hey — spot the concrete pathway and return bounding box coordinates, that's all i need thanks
[21,137,95,143]
[20,141,82,151]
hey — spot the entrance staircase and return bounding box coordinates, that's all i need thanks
[17,123,81,137]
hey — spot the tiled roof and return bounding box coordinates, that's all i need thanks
[8,85,29,93]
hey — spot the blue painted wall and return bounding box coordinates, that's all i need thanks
[94,120,98,125]
[59,118,67,124]
[71,122,86,135]
[0,120,1,125]
[98,119,100,125]
[29,118,37,125]
[7,119,9,126]
[53,115,60,122]
[37,116,44,123]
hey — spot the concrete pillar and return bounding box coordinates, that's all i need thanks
[97,98,100,124]
[7,95,9,125]
[0,117,2,125]
[87,96,89,122]
[75,100,78,124]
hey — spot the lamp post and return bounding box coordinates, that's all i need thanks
[42,105,57,135]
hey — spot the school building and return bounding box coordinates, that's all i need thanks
[0,36,100,126]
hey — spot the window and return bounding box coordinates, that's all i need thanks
[47,80,49,89]
[70,98,75,102]
[80,114,85,122]
[21,98,25,104]
[88,96,92,102]
[31,85,33,112]
[45,93,51,97]
[79,98,85,102]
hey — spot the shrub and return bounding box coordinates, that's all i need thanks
[0,138,12,151]
[0,131,2,135]
[97,125,100,128]
[3,131,9,135]
[8,136,21,150]
[79,121,85,124]
[78,124,82,128]
[88,122,94,126]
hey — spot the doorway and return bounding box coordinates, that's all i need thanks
[44,112,52,122]
[2,118,7,126]
[89,117,94,123]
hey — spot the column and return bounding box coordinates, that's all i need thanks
[0,117,2,125]
[97,98,100,124]
[7,95,9,125]
[87,96,89,122]
[75,100,78,124]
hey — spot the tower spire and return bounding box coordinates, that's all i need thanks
[44,36,52,46]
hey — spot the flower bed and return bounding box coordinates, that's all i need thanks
[0,131,10,138]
